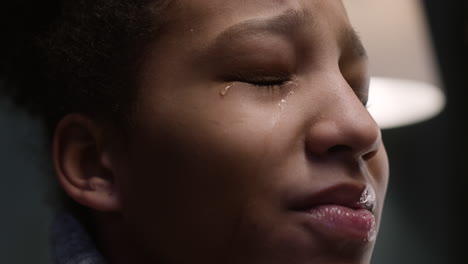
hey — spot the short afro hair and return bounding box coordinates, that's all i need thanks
[0,0,172,218]
[1,0,172,142]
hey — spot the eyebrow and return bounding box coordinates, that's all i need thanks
[211,9,367,59]
[214,9,317,42]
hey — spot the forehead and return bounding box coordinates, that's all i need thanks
[165,0,351,40]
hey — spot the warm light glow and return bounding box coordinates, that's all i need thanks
[343,0,446,129]
[367,77,446,129]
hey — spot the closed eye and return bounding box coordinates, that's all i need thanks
[232,72,292,90]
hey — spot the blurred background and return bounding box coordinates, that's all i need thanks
[0,0,467,263]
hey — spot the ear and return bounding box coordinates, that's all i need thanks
[52,114,122,212]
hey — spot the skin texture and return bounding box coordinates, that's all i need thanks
[53,0,389,263]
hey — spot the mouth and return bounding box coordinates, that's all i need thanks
[289,183,377,242]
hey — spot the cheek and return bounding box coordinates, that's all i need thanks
[126,80,287,183]
[116,87,285,261]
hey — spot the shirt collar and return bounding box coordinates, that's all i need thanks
[50,210,106,264]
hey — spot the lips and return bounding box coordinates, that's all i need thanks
[290,183,377,242]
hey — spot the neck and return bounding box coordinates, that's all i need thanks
[93,212,153,264]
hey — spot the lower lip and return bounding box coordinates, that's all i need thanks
[303,205,376,242]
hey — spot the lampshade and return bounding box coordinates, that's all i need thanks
[343,0,446,129]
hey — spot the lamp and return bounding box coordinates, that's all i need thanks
[343,0,446,129]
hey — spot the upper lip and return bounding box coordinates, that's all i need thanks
[289,183,376,213]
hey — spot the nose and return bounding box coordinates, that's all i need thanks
[304,81,381,162]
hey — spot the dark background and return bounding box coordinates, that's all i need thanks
[0,0,466,263]
[374,0,467,263]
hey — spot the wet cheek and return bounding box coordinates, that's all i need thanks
[116,102,289,261]
[122,98,281,204]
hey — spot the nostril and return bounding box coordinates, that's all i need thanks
[327,145,378,161]
[362,150,378,161]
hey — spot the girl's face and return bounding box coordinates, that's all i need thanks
[116,0,389,263]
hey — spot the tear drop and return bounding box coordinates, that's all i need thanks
[220,85,232,97]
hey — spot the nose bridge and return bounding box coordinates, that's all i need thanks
[304,73,381,160]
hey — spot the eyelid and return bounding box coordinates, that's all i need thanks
[243,77,290,87]
[363,99,370,108]
[231,71,292,85]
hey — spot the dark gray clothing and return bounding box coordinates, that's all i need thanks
[50,212,106,264]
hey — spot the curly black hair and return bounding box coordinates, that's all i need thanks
[1,0,171,142]
[0,0,172,217]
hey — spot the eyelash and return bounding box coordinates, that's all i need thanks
[232,73,370,108]
[354,88,369,108]
[363,101,370,109]
[234,73,291,90]
[249,80,289,90]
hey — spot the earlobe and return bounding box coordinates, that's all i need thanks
[52,114,122,212]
